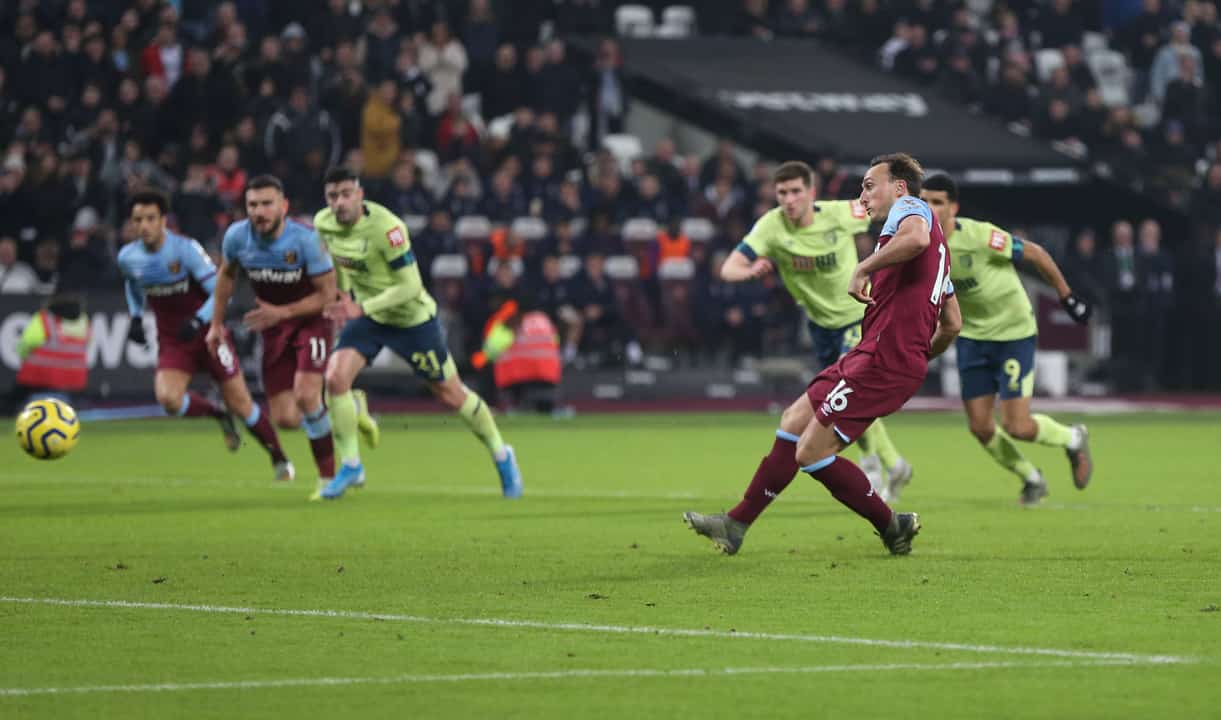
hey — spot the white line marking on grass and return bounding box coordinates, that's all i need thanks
[0,659,1160,697]
[0,597,1192,665]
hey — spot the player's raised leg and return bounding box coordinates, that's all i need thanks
[430,362,522,498]
[999,396,1091,490]
[683,394,807,555]
[965,395,1046,505]
[794,405,918,555]
[316,346,368,500]
[219,373,292,481]
[153,369,240,451]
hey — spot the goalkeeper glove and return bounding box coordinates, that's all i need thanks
[127,318,147,346]
[1061,293,1091,324]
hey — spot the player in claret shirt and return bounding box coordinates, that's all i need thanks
[685,153,961,556]
[312,166,522,501]
[721,160,914,502]
[207,175,341,494]
[118,188,291,479]
[920,174,1093,505]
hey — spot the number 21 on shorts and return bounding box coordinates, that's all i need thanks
[824,379,853,413]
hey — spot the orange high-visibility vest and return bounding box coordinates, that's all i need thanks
[16,311,90,391]
[493,311,561,388]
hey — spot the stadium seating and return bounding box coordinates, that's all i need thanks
[615,5,655,37]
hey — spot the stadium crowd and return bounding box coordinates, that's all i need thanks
[0,0,1217,388]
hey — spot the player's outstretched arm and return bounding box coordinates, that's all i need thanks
[1021,239,1092,324]
[928,293,962,358]
[206,258,238,353]
[721,249,773,282]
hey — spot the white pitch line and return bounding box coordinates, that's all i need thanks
[0,659,1155,697]
[0,597,1191,665]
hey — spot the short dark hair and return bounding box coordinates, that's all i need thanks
[323,166,360,186]
[922,174,958,202]
[869,152,925,196]
[772,160,814,187]
[127,187,170,217]
[245,174,284,195]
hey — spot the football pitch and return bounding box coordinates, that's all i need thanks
[1,410,1219,719]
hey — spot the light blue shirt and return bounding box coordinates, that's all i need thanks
[117,232,217,322]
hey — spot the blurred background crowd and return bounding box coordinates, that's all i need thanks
[1,0,1218,391]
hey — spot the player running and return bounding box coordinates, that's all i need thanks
[206,175,342,493]
[685,153,961,556]
[920,174,1093,505]
[721,160,913,501]
[118,188,291,478]
[312,166,522,500]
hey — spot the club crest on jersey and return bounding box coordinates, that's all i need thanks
[989,231,1007,251]
[387,227,406,248]
[284,250,298,265]
[168,260,181,274]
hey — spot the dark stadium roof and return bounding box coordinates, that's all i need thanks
[610,37,1084,184]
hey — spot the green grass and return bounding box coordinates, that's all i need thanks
[1,411,1219,719]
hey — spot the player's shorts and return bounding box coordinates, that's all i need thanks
[335,315,455,383]
[808,320,863,369]
[261,316,335,397]
[157,329,240,383]
[806,348,924,443]
[956,335,1036,401]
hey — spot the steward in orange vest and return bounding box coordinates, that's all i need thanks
[472,299,562,413]
[15,293,91,397]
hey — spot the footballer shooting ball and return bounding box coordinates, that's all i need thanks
[15,398,81,460]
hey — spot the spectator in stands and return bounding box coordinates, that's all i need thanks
[539,40,583,125]
[554,0,612,36]
[699,139,746,192]
[524,153,561,216]
[443,171,481,219]
[361,79,403,181]
[576,252,640,365]
[419,21,468,116]
[657,217,691,263]
[588,38,627,149]
[1061,45,1099,93]
[264,84,342,183]
[633,174,672,224]
[774,0,823,37]
[481,171,528,223]
[78,29,118,95]
[1192,161,1221,225]
[1061,228,1106,307]
[1035,0,1085,49]
[364,9,400,84]
[1104,220,1143,390]
[1150,22,1204,104]
[0,236,38,294]
[1139,219,1175,389]
[245,35,290,100]
[893,24,939,85]
[1162,54,1209,137]
[937,49,984,106]
[434,94,481,165]
[534,254,582,363]
[140,22,183,89]
[30,238,61,294]
[176,162,223,243]
[647,138,687,214]
[385,160,434,217]
[64,154,105,216]
[280,23,314,92]
[60,207,116,290]
[1123,0,1167,84]
[462,0,500,98]
[484,45,525,122]
[986,61,1035,125]
[313,0,364,53]
[735,0,774,40]
[167,46,237,145]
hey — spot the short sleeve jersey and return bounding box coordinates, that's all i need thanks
[222,219,333,306]
[739,200,872,328]
[313,201,437,328]
[946,217,1036,342]
[860,196,953,379]
[117,232,216,340]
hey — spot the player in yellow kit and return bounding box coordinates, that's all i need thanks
[721,161,913,503]
[312,167,522,500]
[920,174,1093,505]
